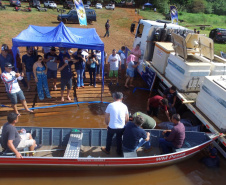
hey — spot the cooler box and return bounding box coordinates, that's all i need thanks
[152,42,175,74]
[195,54,226,76]
[165,54,211,92]
[196,76,226,130]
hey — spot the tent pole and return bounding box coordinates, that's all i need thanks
[101,50,105,102]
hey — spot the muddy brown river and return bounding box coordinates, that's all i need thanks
[0,90,225,185]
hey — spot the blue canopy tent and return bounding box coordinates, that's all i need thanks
[12,22,105,101]
[144,3,152,6]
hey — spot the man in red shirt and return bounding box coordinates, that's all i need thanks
[147,95,170,121]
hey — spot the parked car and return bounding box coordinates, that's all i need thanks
[95,3,102,9]
[44,1,57,9]
[84,4,90,9]
[209,28,226,43]
[57,9,96,24]
[105,4,115,10]
[63,1,75,9]
[29,0,40,8]
[10,0,21,7]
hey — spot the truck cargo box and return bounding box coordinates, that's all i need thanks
[152,42,175,74]
[196,76,226,130]
[165,54,211,92]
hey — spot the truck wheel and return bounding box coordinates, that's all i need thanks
[62,18,67,24]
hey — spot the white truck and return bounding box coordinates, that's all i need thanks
[132,19,226,158]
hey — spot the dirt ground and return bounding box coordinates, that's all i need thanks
[0,7,143,56]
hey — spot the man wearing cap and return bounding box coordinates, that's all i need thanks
[132,111,156,129]
[122,115,152,153]
[0,44,14,74]
[147,95,171,121]
[101,92,129,156]
[1,112,36,158]
[22,47,37,91]
[44,47,60,90]
[1,62,33,115]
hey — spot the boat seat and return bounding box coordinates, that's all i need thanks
[174,141,191,152]
[64,130,83,158]
[123,150,138,158]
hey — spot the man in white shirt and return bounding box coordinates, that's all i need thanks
[101,92,129,156]
[1,63,33,115]
[108,49,121,86]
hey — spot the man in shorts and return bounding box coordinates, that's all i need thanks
[44,47,60,90]
[1,63,33,115]
[58,52,77,101]
[1,112,36,158]
[108,49,121,86]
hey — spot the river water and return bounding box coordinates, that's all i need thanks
[0,90,225,185]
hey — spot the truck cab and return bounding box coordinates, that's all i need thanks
[133,19,190,61]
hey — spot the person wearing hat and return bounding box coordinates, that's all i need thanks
[122,115,152,153]
[44,47,60,90]
[147,95,170,121]
[159,114,185,154]
[0,44,14,73]
[131,111,156,129]
[104,19,110,38]
[1,112,36,158]
[1,62,33,115]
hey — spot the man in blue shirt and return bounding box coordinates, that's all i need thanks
[58,48,77,102]
[0,44,14,73]
[123,115,151,153]
[22,47,37,91]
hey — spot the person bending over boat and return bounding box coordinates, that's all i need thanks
[131,111,156,129]
[122,115,152,153]
[1,113,36,159]
[159,114,185,154]
[101,92,129,156]
[147,95,171,121]
[163,85,177,115]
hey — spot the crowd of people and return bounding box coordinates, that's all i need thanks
[0,44,107,113]
[101,91,186,157]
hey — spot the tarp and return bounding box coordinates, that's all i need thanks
[12,22,105,101]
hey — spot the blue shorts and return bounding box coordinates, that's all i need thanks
[26,72,34,81]
[7,90,25,105]
[126,69,134,77]
[61,78,72,91]
[47,69,57,79]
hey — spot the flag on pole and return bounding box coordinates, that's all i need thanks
[170,5,178,25]
[73,0,87,26]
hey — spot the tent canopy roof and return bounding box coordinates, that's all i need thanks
[144,3,152,6]
[12,22,104,50]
